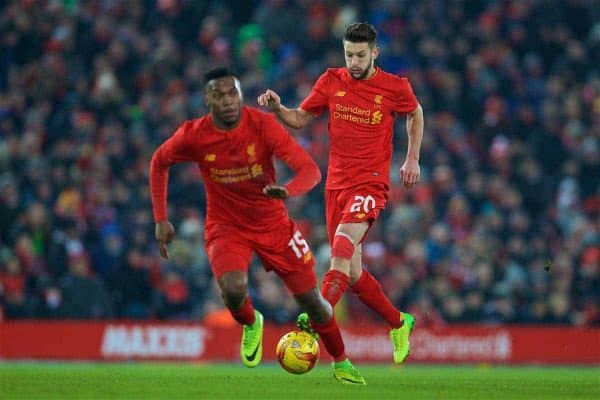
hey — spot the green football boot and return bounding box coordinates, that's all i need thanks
[389,312,416,364]
[332,359,366,385]
[296,312,318,339]
[241,310,263,367]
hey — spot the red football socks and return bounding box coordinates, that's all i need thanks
[320,269,349,307]
[230,296,256,326]
[351,270,403,328]
[311,316,347,362]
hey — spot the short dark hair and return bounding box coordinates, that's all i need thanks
[343,22,377,47]
[203,67,238,85]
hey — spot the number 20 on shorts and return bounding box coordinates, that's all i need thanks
[349,195,375,213]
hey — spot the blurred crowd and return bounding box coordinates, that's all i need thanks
[0,0,598,327]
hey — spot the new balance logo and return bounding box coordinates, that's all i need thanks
[334,91,346,97]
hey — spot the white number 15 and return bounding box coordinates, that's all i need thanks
[288,230,309,258]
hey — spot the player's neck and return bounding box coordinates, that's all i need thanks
[211,115,242,131]
[364,67,378,80]
[349,66,378,81]
[213,121,240,131]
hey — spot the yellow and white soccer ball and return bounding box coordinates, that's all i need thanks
[276,330,320,374]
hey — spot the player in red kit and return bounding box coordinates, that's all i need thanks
[258,23,424,364]
[150,68,365,384]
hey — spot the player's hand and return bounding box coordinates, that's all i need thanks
[257,89,281,112]
[155,220,175,259]
[400,159,420,189]
[263,184,289,199]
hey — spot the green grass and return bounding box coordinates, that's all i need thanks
[0,362,598,399]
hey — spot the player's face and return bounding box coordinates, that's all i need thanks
[205,76,243,129]
[343,41,379,80]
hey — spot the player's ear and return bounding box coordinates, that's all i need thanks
[372,45,381,60]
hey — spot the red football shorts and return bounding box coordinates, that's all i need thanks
[325,182,388,244]
[205,219,317,295]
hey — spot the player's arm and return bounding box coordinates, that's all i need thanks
[257,89,314,129]
[262,117,321,199]
[149,122,195,258]
[400,103,424,189]
[263,148,321,199]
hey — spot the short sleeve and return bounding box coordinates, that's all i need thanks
[159,121,198,164]
[300,72,330,116]
[392,77,419,115]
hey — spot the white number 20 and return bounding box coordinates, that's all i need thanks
[288,230,309,258]
[349,195,376,213]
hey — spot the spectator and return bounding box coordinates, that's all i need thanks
[0,0,597,326]
[58,254,113,319]
[156,270,191,319]
[0,256,29,318]
[108,247,153,319]
[35,284,66,319]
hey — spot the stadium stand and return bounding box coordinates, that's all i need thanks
[0,0,598,326]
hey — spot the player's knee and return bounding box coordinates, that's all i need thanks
[331,232,354,260]
[306,298,332,325]
[349,264,363,285]
[295,289,332,324]
[219,273,248,306]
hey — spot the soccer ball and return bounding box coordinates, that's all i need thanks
[276,330,320,374]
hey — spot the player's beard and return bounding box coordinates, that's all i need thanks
[219,108,241,127]
[349,56,373,80]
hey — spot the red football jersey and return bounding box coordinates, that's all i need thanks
[150,106,320,233]
[301,67,418,189]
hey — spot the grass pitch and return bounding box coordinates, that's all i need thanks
[0,362,598,399]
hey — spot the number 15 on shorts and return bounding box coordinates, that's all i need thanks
[288,230,312,263]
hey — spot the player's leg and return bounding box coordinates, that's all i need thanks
[217,270,250,316]
[320,221,369,306]
[348,244,415,364]
[294,289,366,385]
[348,243,402,327]
[216,270,264,368]
[259,221,365,384]
[327,183,416,364]
[207,236,263,367]
[294,289,340,355]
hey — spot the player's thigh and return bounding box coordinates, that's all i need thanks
[255,223,317,296]
[335,221,369,244]
[325,188,344,244]
[338,182,388,243]
[206,234,253,282]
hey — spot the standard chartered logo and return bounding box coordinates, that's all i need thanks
[332,103,383,125]
[209,164,264,183]
[371,111,383,125]
[250,163,263,177]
